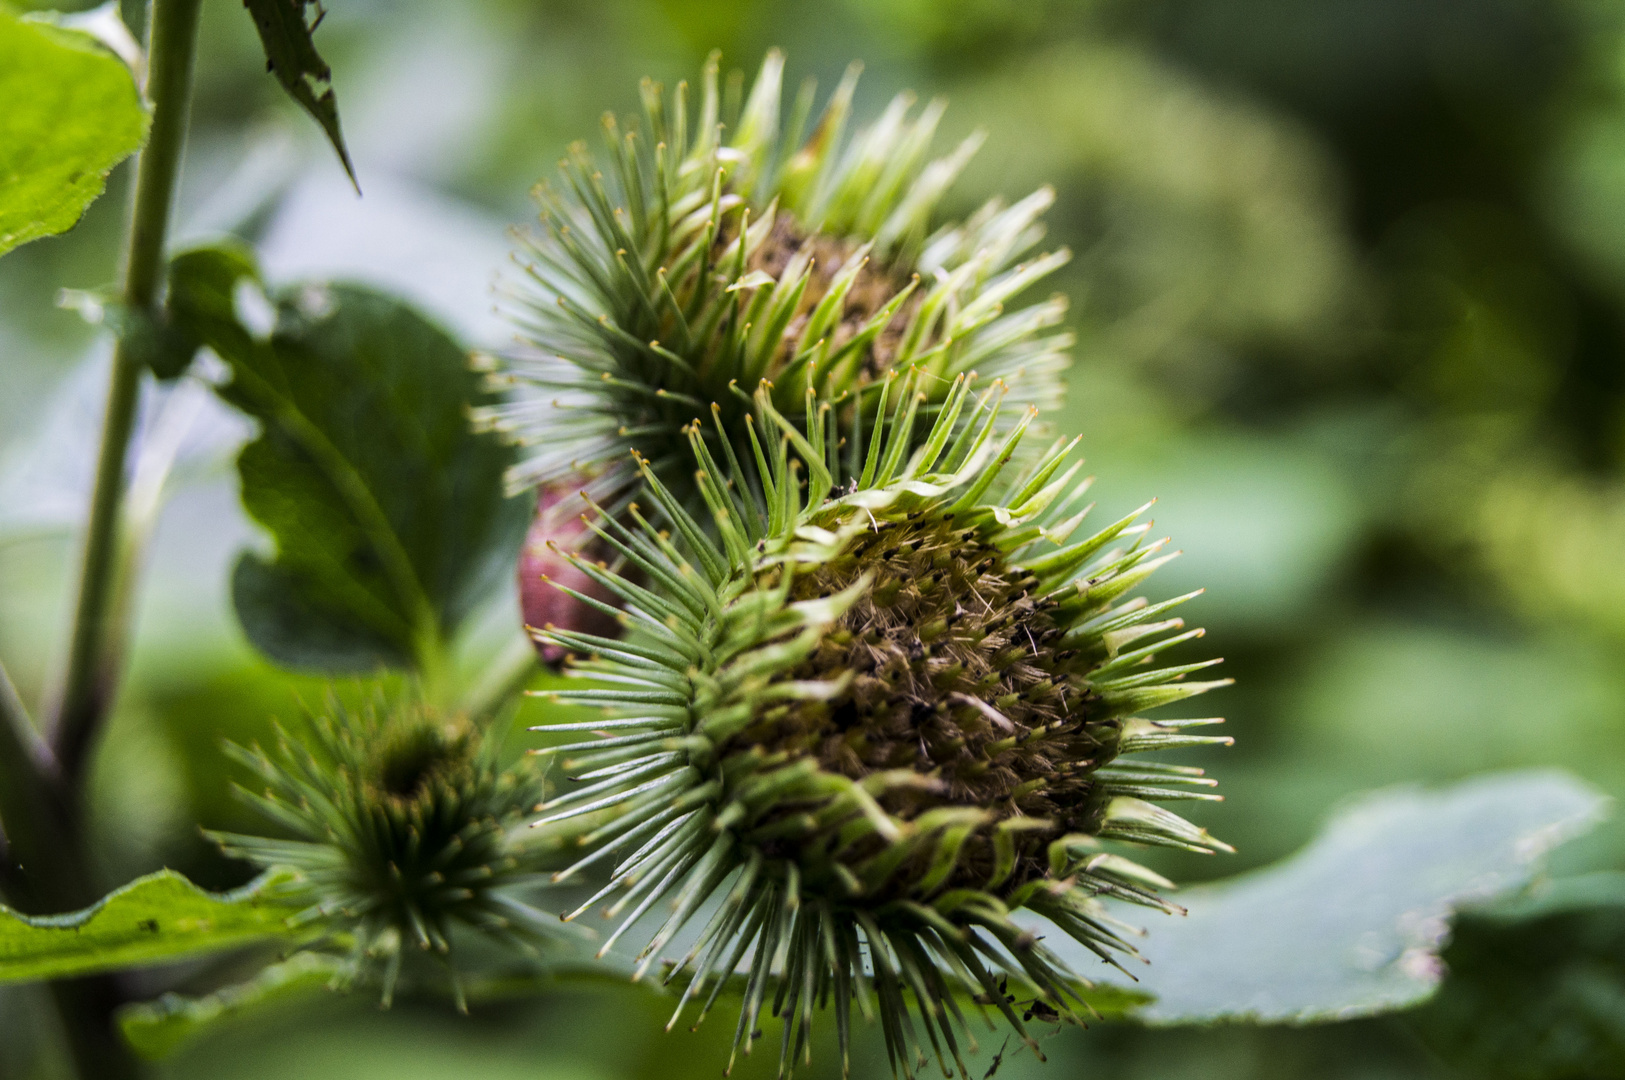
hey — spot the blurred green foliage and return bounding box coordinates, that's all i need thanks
[1410,903,1625,1079]
[7,0,1625,1076]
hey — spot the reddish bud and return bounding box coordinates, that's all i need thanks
[517,485,622,665]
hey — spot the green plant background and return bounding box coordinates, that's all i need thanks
[6,0,1625,1076]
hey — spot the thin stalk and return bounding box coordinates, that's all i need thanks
[48,976,143,1080]
[52,0,203,785]
[17,1,206,1077]
[461,631,539,726]
[0,661,73,909]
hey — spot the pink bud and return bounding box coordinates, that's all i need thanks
[517,485,622,665]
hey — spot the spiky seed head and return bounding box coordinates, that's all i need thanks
[476,49,1075,516]
[531,376,1233,1079]
[212,703,559,1008]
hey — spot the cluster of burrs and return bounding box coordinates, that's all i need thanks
[525,367,1231,1078]
[203,54,1231,1071]
[474,49,1073,518]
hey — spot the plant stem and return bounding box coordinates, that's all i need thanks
[19,2,205,1077]
[3,677,141,1080]
[0,661,73,910]
[49,976,144,1080]
[53,0,204,786]
[462,632,538,727]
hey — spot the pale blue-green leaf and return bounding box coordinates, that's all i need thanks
[1027,769,1608,1024]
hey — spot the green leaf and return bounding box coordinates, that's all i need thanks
[0,870,303,986]
[242,0,356,189]
[1029,769,1609,1024]
[119,951,344,1059]
[1472,868,1625,923]
[166,245,527,673]
[0,8,148,256]
[116,946,641,1060]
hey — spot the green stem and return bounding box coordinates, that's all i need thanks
[0,662,74,910]
[20,2,205,1077]
[1,674,138,1080]
[49,976,144,1080]
[462,632,539,726]
[52,0,203,785]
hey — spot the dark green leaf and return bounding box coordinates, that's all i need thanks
[230,554,410,671]
[166,245,527,673]
[1408,903,1625,1079]
[0,871,302,985]
[0,9,149,256]
[241,0,356,189]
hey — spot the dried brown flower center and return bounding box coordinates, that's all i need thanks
[736,514,1117,844]
[714,211,925,378]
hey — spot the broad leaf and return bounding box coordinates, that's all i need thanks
[242,0,356,188]
[0,870,302,985]
[1026,769,1608,1024]
[119,952,344,1059]
[166,245,527,673]
[115,952,623,1058]
[0,9,148,256]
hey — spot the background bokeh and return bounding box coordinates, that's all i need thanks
[5,0,1625,1076]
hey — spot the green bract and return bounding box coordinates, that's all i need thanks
[211,704,557,1008]
[477,51,1073,511]
[530,374,1231,1078]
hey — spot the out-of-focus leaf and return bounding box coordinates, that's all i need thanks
[0,871,302,985]
[242,0,356,189]
[119,952,343,1059]
[1401,866,1625,1078]
[1479,870,1625,921]
[1407,904,1625,1079]
[1456,459,1625,643]
[1286,623,1625,783]
[1088,431,1361,632]
[1028,770,1607,1024]
[116,941,659,1059]
[27,2,145,75]
[0,8,148,256]
[165,245,527,673]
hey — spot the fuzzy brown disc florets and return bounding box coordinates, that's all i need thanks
[726,212,925,378]
[732,511,1120,892]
